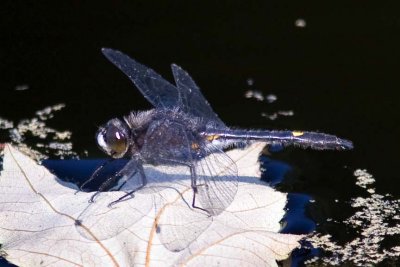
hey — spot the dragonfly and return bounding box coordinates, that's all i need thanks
[76,48,353,252]
[83,48,353,216]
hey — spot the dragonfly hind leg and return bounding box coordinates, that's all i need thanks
[154,157,211,215]
[188,164,211,216]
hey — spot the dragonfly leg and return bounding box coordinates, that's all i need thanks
[189,164,211,216]
[88,170,122,203]
[89,191,100,203]
[108,164,147,208]
[88,168,136,203]
[77,158,114,194]
[149,157,210,215]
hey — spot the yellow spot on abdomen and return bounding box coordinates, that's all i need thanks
[206,135,220,141]
[292,131,304,137]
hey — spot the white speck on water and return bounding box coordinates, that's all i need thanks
[266,94,277,103]
[261,112,278,120]
[261,110,294,121]
[15,84,29,91]
[295,18,306,28]
[244,90,264,101]
[246,78,254,86]
[278,110,294,116]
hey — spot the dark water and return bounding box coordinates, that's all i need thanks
[1,1,400,266]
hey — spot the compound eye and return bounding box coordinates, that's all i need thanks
[97,119,129,158]
[105,126,127,156]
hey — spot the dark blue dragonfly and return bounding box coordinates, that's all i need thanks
[84,48,353,216]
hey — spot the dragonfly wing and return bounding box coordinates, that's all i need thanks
[141,119,238,216]
[195,144,238,216]
[102,48,181,109]
[155,194,213,252]
[171,63,226,127]
[140,120,214,251]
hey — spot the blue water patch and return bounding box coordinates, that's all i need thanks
[261,155,316,266]
[43,159,128,191]
[0,258,17,267]
[260,155,291,186]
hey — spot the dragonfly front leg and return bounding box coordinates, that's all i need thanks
[77,158,114,194]
[108,163,147,208]
[88,167,138,203]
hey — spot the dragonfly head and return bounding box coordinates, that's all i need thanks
[96,118,130,158]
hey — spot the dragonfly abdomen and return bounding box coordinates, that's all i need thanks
[203,129,353,150]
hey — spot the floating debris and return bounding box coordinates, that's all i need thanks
[306,169,400,266]
[0,104,78,160]
[36,103,66,120]
[15,84,29,91]
[9,128,23,143]
[244,89,278,104]
[246,78,254,86]
[266,94,277,103]
[261,110,294,120]
[244,90,265,101]
[0,119,13,130]
[295,18,306,28]
[354,169,375,188]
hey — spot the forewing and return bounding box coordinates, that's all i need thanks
[171,64,226,127]
[195,144,238,216]
[102,48,181,109]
